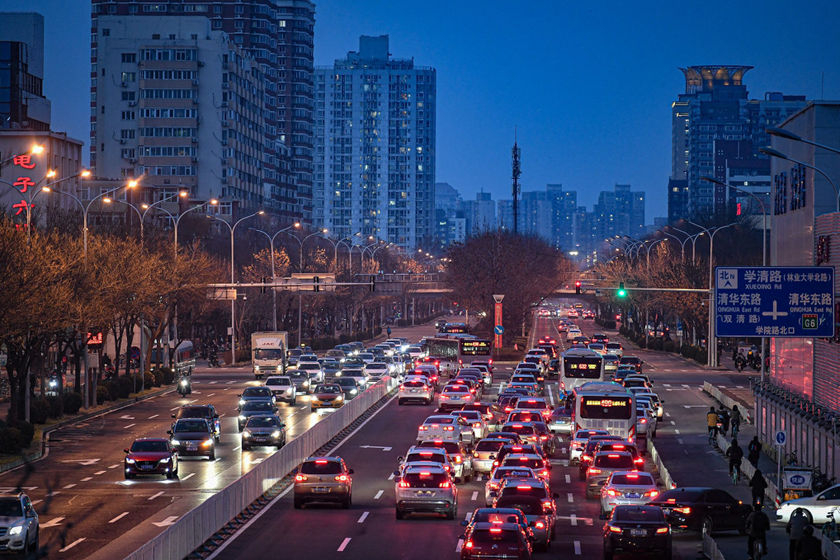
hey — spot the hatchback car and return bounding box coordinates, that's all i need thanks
[438,384,475,411]
[484,466,538,506]
[335,377,361,399]
[472,438,508,475]
[619,356,644,373]
[586,452,636,498]
[415,439,473,482]
[168,418,216,460]
[499,454,550,483]
[493,480,558,551]
[124,437,178,479]
[310,383,345,412]
[603,505,671,559]
[649,487,751,534]
[395,464,458,519]
[462,508,534,549]
[294,456,354,509]
[264,376,296,404]
[600,471,659,517]
[417,414,474,446]
[398,447,453,476]
[461,521,533,560]
[547,405,573,435]
[0,493,39,555]
[241,415,286,450]
[364,362,389,379]
[399,377,434,405]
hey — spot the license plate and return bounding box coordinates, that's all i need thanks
[409,389,419,393]
[626,493,640,498]
[253,437,266,442]
[140,464,153,470]
[313,487,330,493]
[416,490,433,496]
[187,443,197,449]
[630,529,646,537]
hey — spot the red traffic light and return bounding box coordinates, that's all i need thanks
[575,281,581,287]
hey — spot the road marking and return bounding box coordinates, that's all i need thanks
[181,473,195,481]
[59,538,86,552]
[464,511,472,521]
[374,490,384,500]
[41,516,65,528]
[565,474,571,484]
[357,512,369,523]
[574,540,581,555]
[455,539,464,553]
[94,470,106,475]
[471,491,478,501]
[663,383,672,387]
[675,429,681,435]
[148,490,165,501]
[148,414,159,419]
[337,538,351,552]
[669,420,676,425]
[387,472,395,480]
[120,414,135,420]
[682,384,690,389]
[678,438,684,444]
[63,484,76,489]
[567,492,574,503]
[170,406,180,411]
[208,393,215,397]
[233,446,241,451]
[46,491,60,497]
[123,423,136,429]
[665,412,671,418]
[210,381,218,384]
[109,464,119,469]
[736,385,745,389]
[31,499,42,506]
[226,380,235,384]
[561,447,567,454]
[570,513,577,526]
[109,512,129,524]
[80,477,92,482]
[152,516,179,527]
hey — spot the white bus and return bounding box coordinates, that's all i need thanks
[560,347,605,394]
[572,382,636,442]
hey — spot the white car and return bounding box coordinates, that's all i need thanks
[417,415,474,446]
[450,409,487,439]
[364,362,389,380]
[566,329,582,342]
[605,343,624,357]
[297,361,324,383]
[599,471,659,516]
[264,376,296,404]
[636,392,664,419]
[776,484,840,524]
[484,466,538,506]
[570,429,610,464]
[398,377,434,405]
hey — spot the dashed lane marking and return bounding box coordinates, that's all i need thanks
[574,540,581,555]
[148,490,165,501]
[570,513,577,526]
[148,414,159,419]
[455,539,464,553]
[337,538,351,552]
[567,492,574,503]
[59,538,86,552]
[181,473,195,481]
[80,477,92,482]
[109,512,129,524]
[471,491,478,501]
[123,423,136,429]
[94,470,106,475]
[109,464,119,469]
[565,474,571,484]
[387,472,395,480]
[374,490,384,500]
[63,484,76,489]
[357,512,369,523]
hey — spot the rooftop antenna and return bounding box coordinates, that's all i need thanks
[512,128,521,234]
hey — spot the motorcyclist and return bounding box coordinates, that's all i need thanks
[735,351,747,372]
[177,376,191,396]
[745,502,770,558]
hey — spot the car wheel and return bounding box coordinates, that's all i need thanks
[395,508,404,520]
[125,473,134,480]
[242,444,250,451]
[701,515,714,537]
[292,396,297,405]
[446,506,455,520]
[603,548,613,560]
[398,399,404,406]
[294,497,304,509]
[342,495,351,509]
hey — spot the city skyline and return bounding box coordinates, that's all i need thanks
[2,0,839,220]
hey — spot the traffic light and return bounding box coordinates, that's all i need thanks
[617,282,627,298]
[575,280,581,295]
[261,277,267,294]
[313,276,320,292]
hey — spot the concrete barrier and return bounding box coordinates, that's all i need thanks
[822,533,840,560]
[715,433,780,509]
[703,382,752,424]
[648,440,676,490]
[701,531,726,560]
[119,376,399,560]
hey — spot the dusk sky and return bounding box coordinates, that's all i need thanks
[5,0,840,219]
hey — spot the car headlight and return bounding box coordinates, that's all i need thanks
[171,439,181,446]
[303,381,309,387]
[201,439,213,447]
[311,397,320,403]
[335,395,343,401]
[255,365,260,370]
[271,430,281,438]
[286,388,293,393]
[125,457,136,464]
[159,456,171,463]
[239,415,246,421]
[239,399,246,406]
[243,430,252,438]
[9,526,22,536]
[350,389,357,395]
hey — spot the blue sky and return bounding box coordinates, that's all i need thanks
[6,0,840,219]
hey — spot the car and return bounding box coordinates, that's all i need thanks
[238,386,276,407]
[335,376,361,399]
[297,361,324,383]
[450,409,488,439]
[603,505,672,560]
[636,407,655,447]
[358,352,375,364]
[319,358,342,378]
[264,375,297,404]
[648,487,751,534]
[0,493,38,555]
[500,423,540,447]
[415,439,473,482]
[310,383,346,412]
[171,404,221,441]
[340,368,368,390]
[364,362,389,380]
[613,367,636,383]
[494,443,548,466]
[484,465,538,505]
[484,432,523,446]
[438,384,475,411]
[493,478,558,551]
[636,392,664,419]
[585,451,637,498]
[294,456,354,509]
[395,464,458,519]
[588,342,607,355]
[569,429,610,464]
[397,446,453,477]
[237,401,278,431]
[399,377,434,405]
[592,333,609,344]
[606,342,624,357]
[507,410,543,425]
[241,415,286,450]
[498,454,550,483]
[507,382,539,397]
[603,354,621,374]
[512,397,551,421]
[418,414,474,446]
[472,438,508,476]
[461,508,535,550]
[776,483,840,524]
[566,329,582,341]
[461,521,533,560]
[547,405,573,435]
[288,369,312,393]
[461,402,502,428]
[168,418,216,460]
[619,356,644,373]
[594,441,645,469]
[287,348,302,366]
[599,471,659,517]
[124,437,178,479]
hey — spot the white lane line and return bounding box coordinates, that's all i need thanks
[669,420,676,425]
[109,464,119,469]
[148,490,165,501]
[170,406,180,411]
[208,393,216,397]
[210,381,218,384]
[565,474,571,484]
[80,477,92,482]
[663,383,672,387]
[357,511,369,523]
[455,539,464,553]
[233,446,241,451]
[109,511,129,524]
[63,484,76,489]
[46,491,60,497]
[567,492,574,503]
[148,414,159,419]
[337,538,351,552]
[464,511,472,521]
[387,472,395,480]
[94,470,106,475]
[226,380,235,384]
[31,499,42,506]
[574,540,581,555]
[471,491,478,501]
[570,513,578,526]
[682,384,690,389]
[181,473,195,481]
[678,438,684,444]
[665,412,671,418]
[59,538,86,552]
[736,384,745,389]
[675,429,681,435]
[374,490,384,500]
[123,423,136,429]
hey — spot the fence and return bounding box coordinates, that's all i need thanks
[703,381,752,423]
[120,376,398,560]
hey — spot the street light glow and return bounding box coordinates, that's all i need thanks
[209,198,219,205]
[258,210,265,215]
[127,179,139,188]
[80,170,92,178]
[46,169,56,178]
[179,190,188,197]
[103,197,112,203]
[31,145,45,155]
[294,222,301,228]
[41,186,51,193]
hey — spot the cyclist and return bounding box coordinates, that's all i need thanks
[718,405,730,436]
[707,406,719,444]
[726,438,744,482]
[787,508,809,560]
[731,405,742,439]
[745,503,770,559]
[750,468,768,506]
[795,525,821,559]
[748,436,762,468]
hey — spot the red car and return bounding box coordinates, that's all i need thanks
[124,437,178,480]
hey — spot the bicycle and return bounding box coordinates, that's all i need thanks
[731,422,740,440]
[731,463,741,485]
[753,537,766,560]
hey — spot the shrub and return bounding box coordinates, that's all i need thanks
[143,372,156,389]
[63,392,83,415]
[29,399,50,425]
[114,376,134,399]
[96,385,111,405]
[694,349,708,364]
[153,367,175,385]
[650,338,664,351]
[663,340,676,353]
[0,428,23,454]
[603,320,617,330]
[14,421,34,447]
[46,396,63,419]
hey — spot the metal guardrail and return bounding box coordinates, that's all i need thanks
[119,376,399,560]
[703,381,752,423]
[648,440,676,490]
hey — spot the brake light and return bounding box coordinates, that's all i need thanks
[489,482,500,490]
[315,459,328,464]
[582,454,591,462]
[398,480,410,488]
[464,395,472,400]
[606,489,618,497]
[443,426,454,431]
[473,423,481,428]
[419,471,431,476]
[540,469,549,478]
[295,474,308,482]
[454,455,463,463]
[541,500,553,511]
[519,457,528,461]
[540,435,549,440]
[493,460,499,467]
[420,452,433,456]
[645,490,659,498]
[626,473,639,479]
[439,481,451,488]
[535,520,546,529]
[439,395,447,399]
[656,527,669,534]
[419,426,429,431]
[607,454,620,458]
[505,407,513,412]
[464,540,474,549]
[335,474,348,482]
[489,527,502,534]
[666,498,676,504]
[634,457,644,466]
[674,506,691,514]
[640,418,647,424]
[588,467,602,474]
[609,526,622,533]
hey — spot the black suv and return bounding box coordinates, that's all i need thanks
[172,404,220,442]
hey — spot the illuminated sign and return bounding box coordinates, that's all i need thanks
[87,332,103,345]
[460,339,491,355]
[584,398,629,408]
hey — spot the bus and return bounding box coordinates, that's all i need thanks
[560,347,604,394]
[458,338,491,366]
[572,382,636,442]
[424,337,461,376]
[440,322,469,334]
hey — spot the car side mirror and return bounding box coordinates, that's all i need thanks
[397,456,404,463]
[123,448,130,453]
[166,430,172,435]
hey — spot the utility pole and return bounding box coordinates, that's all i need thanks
[512,130,521,234]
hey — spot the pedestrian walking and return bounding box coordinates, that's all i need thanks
[750,469,768,506]
[748,436,761,468]
[787,508,809,560]
[745,503,770,559]
[795,525,821,560]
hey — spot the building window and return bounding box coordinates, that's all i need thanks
[121,53,136,63]
[120,148,136,159]
[120,129,135,139]
[121,91,136,101]
[121,72,136,82]
[121,111,135,120]
[102,28,110,36]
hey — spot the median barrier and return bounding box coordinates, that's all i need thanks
[715,432,781,510]
[648,440,676,490]
[822,533,840,560]
[701,531,726,560]
[703,382,752,423]
[121,376,399,560]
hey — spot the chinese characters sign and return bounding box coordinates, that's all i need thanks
[4,153,38,216]
[715,267,835,337]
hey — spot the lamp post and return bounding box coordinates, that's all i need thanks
[136,190,188,246]
[250,222,301,331]
[666,225,705,263]
[282,228,328,348]
[760,146,840,213]
[688,221,739,368]
[641,239,665,268]
[659,229,689,261]
[0,143,44,168]
[766,127,840,156]
[3,169,92,242]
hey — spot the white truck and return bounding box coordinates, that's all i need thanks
[251,331,288,379]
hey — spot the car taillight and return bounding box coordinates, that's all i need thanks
[464,395,472,400]
[335,474,348,482]
[606,489,618,497]
[489,482,500,490]
[398,480,410,488]
[587,467,601,474]
[473,423,481,429]
[419,426,428,430]
[439,395,448,400]
[504,407,513,413]
[582,454,591,462]
[609,526,622,533]
[439,481,451,488]
[493,460,499,467]
[454,455,463,463]
[464,540,474,549]
[640,418,647,424]
[540,435,549,440]
[674,506,691,514]
[444,426,454,431]
[634,457,644,466]
[535,520,546,529]
[656,527,669,534]
[645,490,659,498]
[295,474,307,482]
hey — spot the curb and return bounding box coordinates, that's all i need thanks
[0,385,174,474]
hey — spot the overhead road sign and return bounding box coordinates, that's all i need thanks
[715,266,834,338]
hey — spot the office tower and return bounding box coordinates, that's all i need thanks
[545,184,576,251]
[0,13,50,131]
[434,182,461,214]
[314,35,436,249]
[593,184,645,240]
[90,0,315,222]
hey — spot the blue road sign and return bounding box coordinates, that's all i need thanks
[715,266,834,338]
[494,325,505,335]
[775,430,786,446]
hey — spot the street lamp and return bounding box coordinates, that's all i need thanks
[2,168,91,241]
[701,176,769,267]
[665,225,705,263]
[208,210,264,366]
[760,146,840,213]
[658,229,690,261]
[0,144,44,168]
[766,127,840,156]
[250,222,301,331]
[282,228,328,347]
[174,197,218,258]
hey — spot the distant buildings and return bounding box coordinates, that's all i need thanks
[314,35,436,249]
[668,65,806,221]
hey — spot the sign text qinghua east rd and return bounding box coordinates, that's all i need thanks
[714,266,835,338]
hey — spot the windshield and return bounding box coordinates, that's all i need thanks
[470,529,518,544]
[300,460,342,475]
[403,381,426,388]
[406,452,445,463]
[475,440,505,452]
[131,440,168,452]
[177,407,210,418]
[444,386,469,393]
[494,495,543,515]
[254,348,284,360]
[175,420,209,432]
[580,397,632,419]
[315,384,341,393]
[614,507,665,522]
[337,379,357,387]
[594,454,634,468]
[502,457,542,470]
[425,417,454,424]
[245,416,279,428]
[0,499,21,517]
[403,472,449,487]
[299,363,320,371]
[243,387,272,398]
[242,402,274,412]
[563,357,602,378]
[266,377,291,386]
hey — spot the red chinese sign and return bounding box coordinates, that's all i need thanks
[6,150,41,217]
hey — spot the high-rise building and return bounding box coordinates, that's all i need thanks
[434,182,461,214]
[0,13,50,131]
[90,0,315,223]
[546,184,577,251]
[593,184,645,240]
[668,66,806,219]
[314,35,436,249]
[462,191,495,235]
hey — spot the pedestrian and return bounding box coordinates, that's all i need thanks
[731,405,742,438]
[750,469,768,506]
[787,508,809,560]
[795,525,821,560]
[748,436,761,468]
[822,510,840,542]
[386,326,392,337]
[726,438,744,482]
[745,502,770,559]
[707,406,719,443]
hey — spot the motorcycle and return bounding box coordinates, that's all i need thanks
[734,354,746,372]
[208,353,220,368]
[177,377,192,397]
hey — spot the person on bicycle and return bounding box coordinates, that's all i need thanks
[731,405,742,438]
[718,405,730,436]
[787,508,809,560]
[795,525,821,559]
[750,469,768,506]
[745,503,770,559]
[726,438,744,482]
[707,406,719,441]
[748,436,761,468]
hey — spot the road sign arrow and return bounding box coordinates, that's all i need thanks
[152,516,179,528]
[41,517,65,528]
[359,445,392,451]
